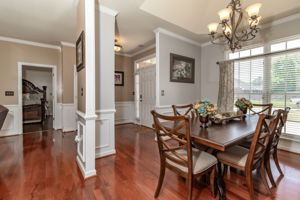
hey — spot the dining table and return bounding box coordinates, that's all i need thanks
[161,114,260,200]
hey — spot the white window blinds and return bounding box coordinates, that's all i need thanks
[234,49,300,136]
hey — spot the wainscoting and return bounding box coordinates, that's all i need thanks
[54,103,62,130]
[115,101,135,124]
[62,104,76,132]
[154,105,173,116]
[95,109,116,158]
[0,105,22,136]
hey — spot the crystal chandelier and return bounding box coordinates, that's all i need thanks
[207,0,262,52]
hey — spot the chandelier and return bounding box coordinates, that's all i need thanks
[114,39,122,52]
[207,0,262,52]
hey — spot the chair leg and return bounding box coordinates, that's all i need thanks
[210,166,217,197]
[260,162,271,195]
[273,150,284,176]
[223,164,228,176]
[187,174,193,200]
[265,156,276,188]
[245,170,255,200]
[154,161,166,198]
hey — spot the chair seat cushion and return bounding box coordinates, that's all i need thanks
[217,145,249,168]
[166,148,217,174]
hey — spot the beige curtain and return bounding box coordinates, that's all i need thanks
[217,61,234,112]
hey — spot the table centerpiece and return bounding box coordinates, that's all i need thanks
[194,100,216,128]
[235,98,253,114]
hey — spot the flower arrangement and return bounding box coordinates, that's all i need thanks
[194,100,216,117]
[235,98,253,109]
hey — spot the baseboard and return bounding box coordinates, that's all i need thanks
[76,156,97,179]
[95,149,116,158]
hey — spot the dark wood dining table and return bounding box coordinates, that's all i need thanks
[162,114,259,200]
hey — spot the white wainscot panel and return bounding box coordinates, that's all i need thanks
[95,110,116,158]
[155,105,173,116]
[0,105,22,137]
[62,104,76,132]
[115,101,135,124]
[54,103,62,130]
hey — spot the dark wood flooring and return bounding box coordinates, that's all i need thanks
[0,124,299,200]
[23,116,53,133]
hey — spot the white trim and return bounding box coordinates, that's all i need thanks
[0,105,22,136]
[18,62,58,132]
[131,44,156,57]
[98,5,118,17]
[95,109,116,114]
[0,36,60,50]
[154,27,202,47]
[62,104,76,132]
[155,31,160,107]
[262,12,300,29]
[76,110,98,120]
[115,52,132,57]
[134,53,156,69]
[201,41,212,47]
[60,41,75,48]
[76,156,97,179]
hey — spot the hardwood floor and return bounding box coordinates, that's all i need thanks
[0,124,299,200]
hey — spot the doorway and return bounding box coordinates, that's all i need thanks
[18,62,57,133]
[134,55,156,128]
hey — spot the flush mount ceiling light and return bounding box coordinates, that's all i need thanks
[208,0,262,52]
[114,40,122,52]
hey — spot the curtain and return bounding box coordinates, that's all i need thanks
[217,61,234,112]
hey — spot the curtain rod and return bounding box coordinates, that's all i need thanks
[216,46,300,64]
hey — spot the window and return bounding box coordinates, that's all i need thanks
[232,38,300,136]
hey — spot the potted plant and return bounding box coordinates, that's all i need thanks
[235,98,253,114]
[194,100,216,128]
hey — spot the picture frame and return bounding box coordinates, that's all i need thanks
[115,71,124,86]
[170,53,195,83]
[76,31,85,72]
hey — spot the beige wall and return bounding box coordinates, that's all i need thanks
[115,55,133,101]
[62,45,75,104]
[76,0,86,113]
[0,40,61,105]
[114,48,156,102]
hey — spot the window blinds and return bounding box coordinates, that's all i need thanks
[234,49,300,136]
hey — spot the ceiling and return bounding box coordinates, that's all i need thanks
[102,0,300,54]
[0,0,77,45]
[0,0,299,53]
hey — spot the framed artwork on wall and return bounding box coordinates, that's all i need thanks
[115,71,124,86]
[76,31,85,72]
[170,53,195,83]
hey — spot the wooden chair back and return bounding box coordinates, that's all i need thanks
[151,110,193,172]
[249,103,273,115]
[172,104,196,119]
[246,114,279,170]
[0,105,9,130]
[268,107,290,153]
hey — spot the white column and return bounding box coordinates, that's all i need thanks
[95,6,118,158]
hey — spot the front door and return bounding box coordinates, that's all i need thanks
[139,65,155,127]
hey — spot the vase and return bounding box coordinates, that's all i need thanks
[239,107,248,114]
[199,115,209,128]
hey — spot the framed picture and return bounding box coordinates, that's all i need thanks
[115,71,124,86]
[76,31,85,72]
[170,53,195,83]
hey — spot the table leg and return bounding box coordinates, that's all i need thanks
[216,162,226,200]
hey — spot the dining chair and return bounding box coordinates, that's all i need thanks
[217,114,280,200]
[151,110,217,200]
[249,103,273,115]
[265,107,290,188]
[172,104,197,119]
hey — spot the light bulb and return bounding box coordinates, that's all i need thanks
[218,8,231,21]
[249,16,262,27]
[246,3,262,18]
[223,25,232,35]
[208,23,219,33]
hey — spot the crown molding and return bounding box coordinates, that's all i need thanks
[98,5,118,16]
[262,12,300,29]
[154,27,202,47]
[115,52,132,57]
[0,36,61,50]
[201,41,212,47]
[131,44,155,57]
[60,41,75,48]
